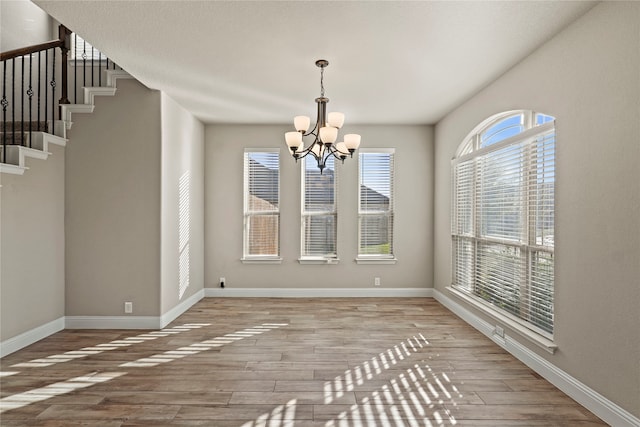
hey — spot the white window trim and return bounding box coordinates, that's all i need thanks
[242,148,281,261]
[451,111,555,342]
[447,286,557,353]
[356,148,396,263]
[299,157,339,261]
[241,256,283,265]
[355,256,397,265]
[298,257,340,265]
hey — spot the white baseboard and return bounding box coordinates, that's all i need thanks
[66,289,206,330]
[0,317,65,357]
[65,315,159,330]
[205,287,433,298]
[433,289,640,427]
[0,292,206,356]
[159,289,204,328]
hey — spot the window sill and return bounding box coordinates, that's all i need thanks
[241,257,282,265]
[447,286,557,354]
[355,257,397,265]
[298,258,340,265]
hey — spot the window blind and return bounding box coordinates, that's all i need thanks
[452,114,555,336]
[301,156,337,258]
[243,150,280,258]
[359,150,394,257]
[72,34,107,60]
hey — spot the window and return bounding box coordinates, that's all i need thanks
[357,149,396,263]
[243,149,281,263]
[451,111,555,338]
[300,155,338,261]
[71,34,107,60]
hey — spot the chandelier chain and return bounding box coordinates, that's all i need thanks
[320,65,325,97]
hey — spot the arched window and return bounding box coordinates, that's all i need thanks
[452,110,555,337]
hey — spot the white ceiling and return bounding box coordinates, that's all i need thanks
[34,0,596,125]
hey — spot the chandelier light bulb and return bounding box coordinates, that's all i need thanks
[285,131,302,149]
[344,134,361,150]
[294,116,310,132]
[335,142,348,157]
[328,112,345,129]
[319,126,338,144]
[311,142,322,157]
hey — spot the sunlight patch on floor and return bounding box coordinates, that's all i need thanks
[0,371,125,413]
[10,323,211,368]
[119,323,288,368]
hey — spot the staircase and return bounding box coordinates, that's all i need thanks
[1,26,133,176]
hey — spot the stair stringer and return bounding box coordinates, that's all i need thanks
[60,69,134,131]
[0,132,68,175]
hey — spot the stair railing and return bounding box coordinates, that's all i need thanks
[0,24,121,162]
[0,25,70,157]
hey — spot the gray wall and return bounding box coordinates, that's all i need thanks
[0,144,65,342]
[160,93,205,314]
[0,0,52,52]
[433,2,639,417]
[65,79,162,316]
[205,124,433,290]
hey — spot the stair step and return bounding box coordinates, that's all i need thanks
[0,163,27,175]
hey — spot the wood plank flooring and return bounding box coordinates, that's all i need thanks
[0,298,607,426]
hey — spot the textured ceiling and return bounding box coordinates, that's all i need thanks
[34,0,596,125]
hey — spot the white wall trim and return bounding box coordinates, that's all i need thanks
[447,286,557,353]
[159,289,205,328]
[205,287,433,298]
[0,317,65,357]
[433,289,640,427]
[65,315,159,330]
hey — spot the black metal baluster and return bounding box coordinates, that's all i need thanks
[28,53,33,147]
[106,57,110,71]
[82,39,86,89]
[21,55,24,144]
[2,60,7,159]
[98,48,102,87]
[74,33,77,104]
[91,46,94,86]
[12,58,15,145]
[37,51,41,130]
[51,49,56,120]
[44,49,48,132]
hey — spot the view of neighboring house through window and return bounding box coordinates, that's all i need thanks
[301,155,338,260]
[243,149,280,260]
[451,111,555,337]
[358,149,395,260]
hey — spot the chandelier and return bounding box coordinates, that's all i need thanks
[285,59,361,173]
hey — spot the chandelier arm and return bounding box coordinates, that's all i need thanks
[327,145,348,161]
[292,141,322,161]
[331,145,350,156]
[303,125,318,138]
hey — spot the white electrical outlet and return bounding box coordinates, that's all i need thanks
[124,302,133,314]
[374,277,381,286]
[495,325,504,338]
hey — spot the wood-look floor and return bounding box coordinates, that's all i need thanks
[0,298,607,426]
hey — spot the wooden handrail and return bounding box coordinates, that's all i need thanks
[0,40,63,62]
